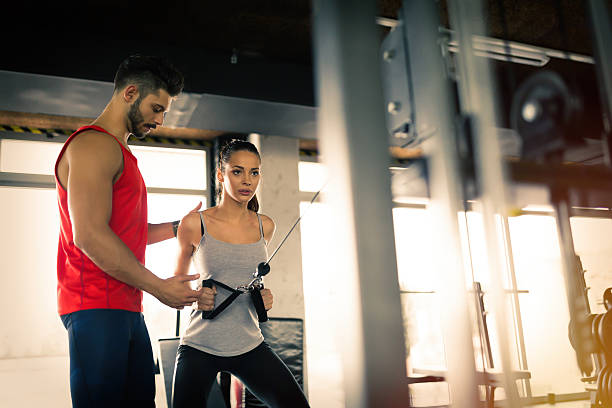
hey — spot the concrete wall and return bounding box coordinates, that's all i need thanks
[250,134,305,320]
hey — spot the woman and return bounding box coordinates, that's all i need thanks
[172,139,310,408]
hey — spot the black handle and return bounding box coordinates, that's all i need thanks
[201,279,214,319]
[250,286,268,322]
[255,262,271,278]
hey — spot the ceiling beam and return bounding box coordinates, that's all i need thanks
[0,110,224,140]
[0,110,422,159]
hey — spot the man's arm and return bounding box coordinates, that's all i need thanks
[147,202,202,245]
[66,132,201,309]
[147,222,176,245]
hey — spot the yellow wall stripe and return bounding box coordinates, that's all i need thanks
[0,125,211,147]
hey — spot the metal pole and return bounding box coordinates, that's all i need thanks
[397,1,481,406]
[586,0,612,166]
[312,1,410,407]
[446,0,522,405]
[551,191,593,375]
[500,216,532,399]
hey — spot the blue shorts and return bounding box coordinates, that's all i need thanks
[61,309,155,408]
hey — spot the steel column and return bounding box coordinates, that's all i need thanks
[312,1,409,406]
[586,0,612,166]
[399,1,481,406]
[446,0,522,405]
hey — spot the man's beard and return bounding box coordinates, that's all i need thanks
[127,97,148,139]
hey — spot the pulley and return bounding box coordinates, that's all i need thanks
[510,70,584,161]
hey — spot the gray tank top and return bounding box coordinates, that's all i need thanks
[180,211,267,356]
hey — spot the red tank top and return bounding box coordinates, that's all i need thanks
[55,125,147,315]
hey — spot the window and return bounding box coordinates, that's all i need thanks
[0,136,209,365]
[299,199,346,408]
[133,145,207,190]
[0,186,64,358]
[0,139,62,175]
[297,161,445,407]
[297,158,599,404]
[505,214,594,396]
[298,161,326,192]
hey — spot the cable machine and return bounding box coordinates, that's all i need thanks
[377,0,612,406]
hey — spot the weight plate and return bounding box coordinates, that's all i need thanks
[599,312,612,357]
[593,314,604,354]
[584,314,597,353]
[607,365,612,407]
[597,365,604,405]
[602,366,610,407]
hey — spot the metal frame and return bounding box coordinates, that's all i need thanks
[446,0,524,405]
[397,1,482,406]
[0,69,317,141]
[0,173,55,189]
[302,3,612,404]
[587,0,612,134]
[500,215,532,399]
[376,18,595,67]
[298,158,612,406]
[312,1,409,406]
[588,0,612,168]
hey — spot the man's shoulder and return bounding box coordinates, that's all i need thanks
[69,128,120,146]
[65,129,122,158]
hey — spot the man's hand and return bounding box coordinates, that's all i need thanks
[196,284,217,311]
[154,274,203,309]
[261,288,274,311]
[148,201,203,245]
[189,202,202,213]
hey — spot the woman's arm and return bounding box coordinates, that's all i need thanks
[175,211,216,310]
[259,213,276,310]
[260,214,276,244]
[174,212,202,277]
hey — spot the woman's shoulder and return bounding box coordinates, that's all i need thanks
[256,212,276,239]
[182,207,216,228]
[256,212,274,225]
[177,210,205,246]
[201,207,217,218]
[179,211,202,234]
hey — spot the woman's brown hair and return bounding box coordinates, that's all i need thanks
[218,139,260,212]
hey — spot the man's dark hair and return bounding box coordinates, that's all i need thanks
[114,54,184,97]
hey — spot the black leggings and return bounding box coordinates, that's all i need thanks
[172,342,310,408]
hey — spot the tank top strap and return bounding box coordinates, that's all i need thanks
[81,125,135,158]
[199,212,208,236]
[256,213,264,240]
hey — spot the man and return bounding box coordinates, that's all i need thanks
[54,54,204,407]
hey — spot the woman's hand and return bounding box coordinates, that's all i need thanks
[260,288,274,311]
[196,284,217,311]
